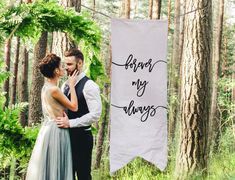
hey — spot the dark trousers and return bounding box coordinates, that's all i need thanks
[69,128,93,180]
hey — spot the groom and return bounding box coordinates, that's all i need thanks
[56,48,102,180]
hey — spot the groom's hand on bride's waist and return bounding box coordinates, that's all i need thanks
[56,112,70,128]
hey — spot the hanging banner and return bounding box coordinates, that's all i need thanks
[110,18,168,174]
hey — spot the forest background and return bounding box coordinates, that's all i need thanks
[0,0,234,179]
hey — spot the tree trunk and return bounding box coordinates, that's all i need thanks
[148,0,153,19]
[179,0,186,71]
[233,62,235,106]
[28,32,48,126]
[92,0,96,18]
[175,0,212,179]
[94,90,109,169]
[94,43,112,169]
[167,0,171,32]
[51,0,81,57]
[134,0,138,17]
[3,38,11,108]
[125,0,131,19]
[155,0,161,19]
[11,37,20,105]
[19,47,29,127]
[209,0,224,152]
[169,0,180,143]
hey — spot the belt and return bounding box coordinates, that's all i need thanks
[73,125,91,131]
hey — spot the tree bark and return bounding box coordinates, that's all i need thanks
[11,37,20,105]
[125,0,131,19]
[94,43,112,169]
[167,0,171,32]
[3,38,11,108]
[175,0,212,179]
[28,32,48,126]
[92,0,96,18]
[169,0,180,143]
[94,90,108,169]
[209,0,224,152]
[155,0,161,19]
[51,0,81,57]
[179,0,186,70]
[148,0,153,19]
[134,0,138,17]
[233,62,235,107]
[19,47,29,127]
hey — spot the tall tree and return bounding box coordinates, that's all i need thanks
[167,0,171,32]
[3,38,11,107]
[18,0,32,127]
[51,0,81,57]
[179,0,186,68]
[19,47,29,127]
[155,0,161,19]
[175,0,212,179]
[148,0,153,19]
[28,32,48,126]
[134,0,138,17]
[125,0,131,18]
[209,0,224,151]
[169,0,180,143]
[94,42,112,169]
[11,37,20,105]
[92,0,96,18]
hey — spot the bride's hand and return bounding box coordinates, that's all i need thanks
[68,70,79,88]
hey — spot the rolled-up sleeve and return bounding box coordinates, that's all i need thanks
[69,80,102,128]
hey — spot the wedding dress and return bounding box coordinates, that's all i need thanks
[26,82,73,180]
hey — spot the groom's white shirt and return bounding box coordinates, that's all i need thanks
[61,72,102,128]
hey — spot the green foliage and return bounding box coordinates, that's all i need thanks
[207,127,235,180]
[0,60,11,85]
[0,1,106,80]
[0,66,39,177]
[0,0,106,87]
[89,55,106,82]
[0,1,101,50]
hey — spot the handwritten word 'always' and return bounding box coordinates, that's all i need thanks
[112,54,167,72]
[112,100,167,122]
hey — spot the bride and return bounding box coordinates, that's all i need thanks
[26,53,78,180]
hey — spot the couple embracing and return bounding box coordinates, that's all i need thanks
[26,48,102,180]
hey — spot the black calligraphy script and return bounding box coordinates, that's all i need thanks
[112,54,167,72]
[111,100,167,122]
[132,79,149,97]
[111,53,167,122]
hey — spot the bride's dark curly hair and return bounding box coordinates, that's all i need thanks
[38,53,61,78]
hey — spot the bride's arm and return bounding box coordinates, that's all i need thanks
[51,70,79,111]
[51,87,77,111]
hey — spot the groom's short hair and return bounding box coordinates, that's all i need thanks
[64,48,84,62]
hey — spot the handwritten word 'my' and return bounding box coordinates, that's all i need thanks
[132,79,149,97]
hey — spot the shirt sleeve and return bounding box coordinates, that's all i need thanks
[61,81,66,92]
[69,80,102,128]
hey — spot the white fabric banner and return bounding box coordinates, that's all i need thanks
[110,18,168,174]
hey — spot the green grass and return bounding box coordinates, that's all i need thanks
[92,127,235,180]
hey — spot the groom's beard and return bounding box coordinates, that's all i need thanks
[67,68,79,76]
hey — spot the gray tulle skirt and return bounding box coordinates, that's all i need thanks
[26,120,73,180]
